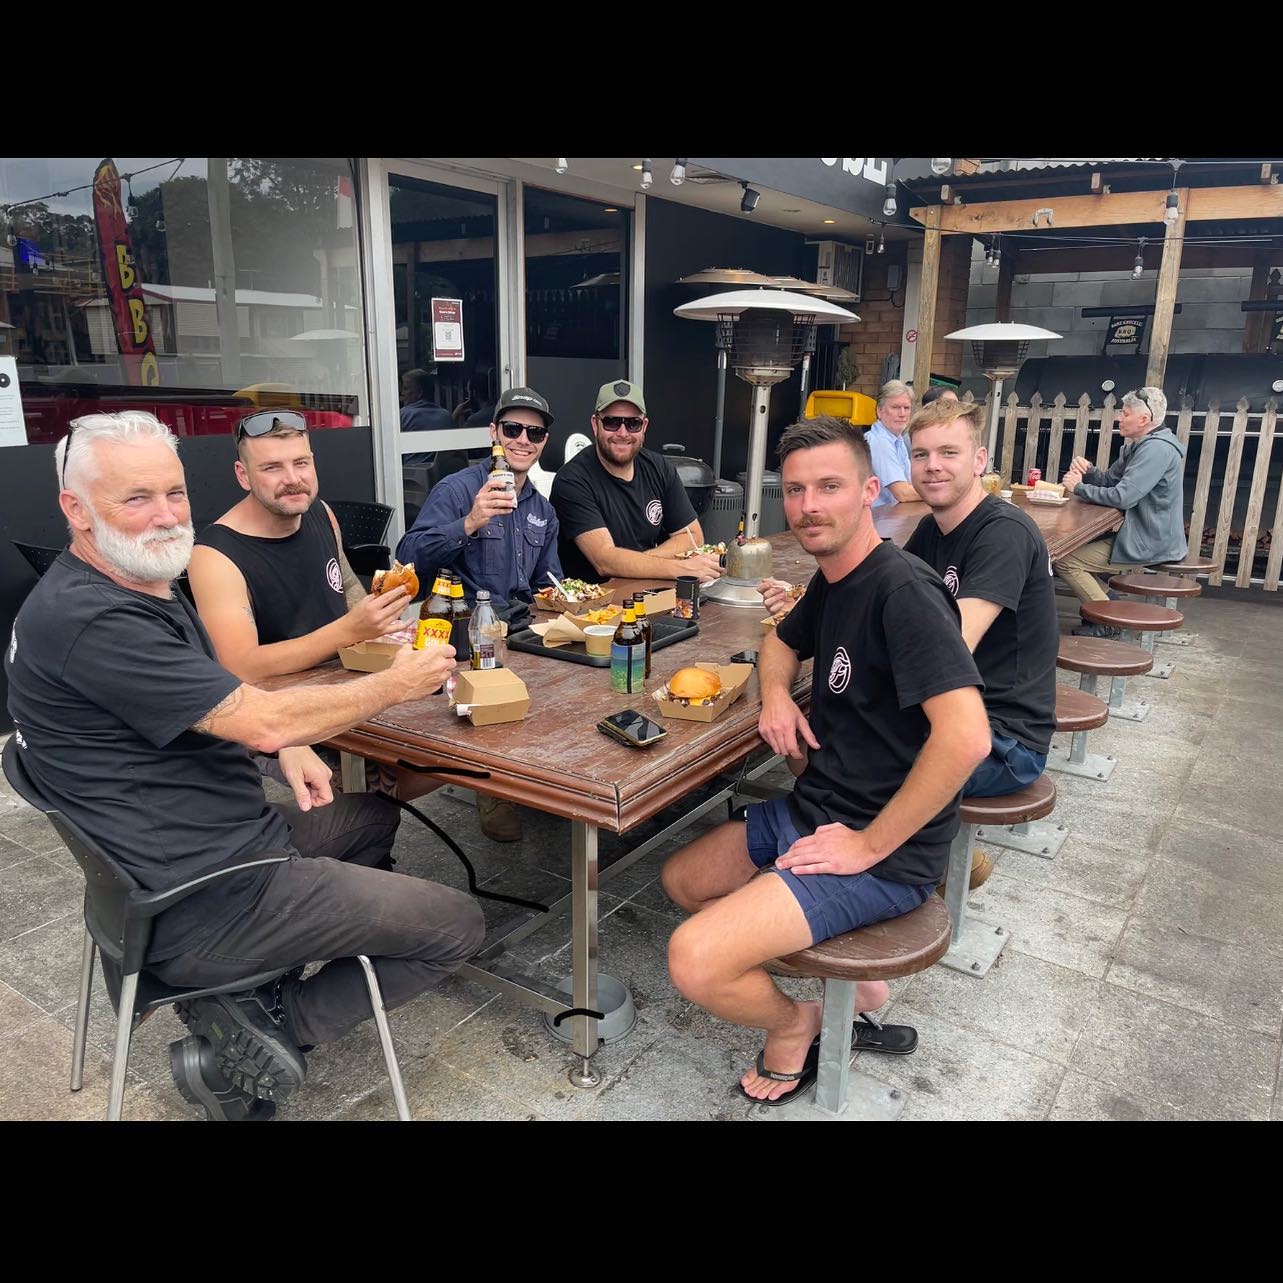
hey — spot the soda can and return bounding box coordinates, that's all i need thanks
[1027,468,1042,486]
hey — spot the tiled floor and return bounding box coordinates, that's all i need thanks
[2,591,1280,1121]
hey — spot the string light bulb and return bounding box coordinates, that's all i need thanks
[1132,238,1146,278]
[554,158,568,174]
[882,184,897,218]
[670,158,688,186]
[640,158,652,190]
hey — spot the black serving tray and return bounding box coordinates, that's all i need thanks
[505,614,700,667]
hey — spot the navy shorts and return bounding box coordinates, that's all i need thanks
[745,797,934,947]
[965,730,1046,799]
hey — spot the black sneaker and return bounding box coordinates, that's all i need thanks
[169,1036,276,1121]
[1072,623,1122,640]
[174,988,307,1102]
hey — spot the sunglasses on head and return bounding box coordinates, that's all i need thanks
[236,410,308,441]
[598,415,646,433]
[497,419,549,443]
[59,418,87,492]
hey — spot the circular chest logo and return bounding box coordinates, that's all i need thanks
[645,500,663,527]
[943,564,960,596]
[828,646,852,694]
[325,557,343,594]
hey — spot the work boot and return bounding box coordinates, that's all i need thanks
[169,1036,276,1121]
[478,793,522,842]
[174,985,307,1103]
[936,848,994,896]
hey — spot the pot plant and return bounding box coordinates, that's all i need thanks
[835,345,858,391]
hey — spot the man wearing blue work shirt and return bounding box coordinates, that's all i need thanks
[397,384,562,617]
[865,380,917,509]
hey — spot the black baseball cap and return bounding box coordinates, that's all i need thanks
[493,386,554,427]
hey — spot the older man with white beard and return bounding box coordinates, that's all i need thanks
[5,412,483,1122]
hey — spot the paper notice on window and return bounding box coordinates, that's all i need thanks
[0,358,27,448]
[431,298,464,362]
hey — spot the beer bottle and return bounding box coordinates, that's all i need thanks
[415,569,453,650]
[632,593,653,678]
[449,575,472,664]
[610,600,645,694]
[470,591,502,670]
[489,441,515,496]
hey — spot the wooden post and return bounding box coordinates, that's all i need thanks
[915,206,942,389]
[1145,190,1187,387]
[1244,251,1274,353]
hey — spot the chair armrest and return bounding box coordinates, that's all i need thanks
[128,854,291,920]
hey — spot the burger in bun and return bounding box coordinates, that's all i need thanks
[666,667,722,707]
[370,560,419,599]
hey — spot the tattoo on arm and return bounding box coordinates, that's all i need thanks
[337,546,364,607]
[193,685,245,735]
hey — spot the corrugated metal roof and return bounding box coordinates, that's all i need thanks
[974,158,1168,173]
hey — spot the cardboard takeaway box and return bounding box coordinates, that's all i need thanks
[652,662,754,723]
[338,640,402,673]
[451,668,530,726]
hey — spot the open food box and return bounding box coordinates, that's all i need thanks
[652,662,754,723]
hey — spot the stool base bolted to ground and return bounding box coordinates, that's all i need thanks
[972,774,1065,859]
[1078,602,1179,721]
[1108,573,1200,678]
[1149,558,1214,647]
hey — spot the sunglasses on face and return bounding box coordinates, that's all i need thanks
[598,415,646,433]
[236,410,308,441]
[497,420,549,443]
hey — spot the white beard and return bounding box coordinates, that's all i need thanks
[90,506,195,586]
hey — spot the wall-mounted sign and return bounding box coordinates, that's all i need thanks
[0,357,27,448]
[431,298,464,363]
[1271,311,1283,351]
[1103,313,1147,354]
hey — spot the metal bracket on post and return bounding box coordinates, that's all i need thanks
[939,824,1010,977]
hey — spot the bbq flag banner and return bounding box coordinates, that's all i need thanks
[1102,313,1147,354]
[92,159,161,386]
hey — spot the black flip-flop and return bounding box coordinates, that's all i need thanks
[738,1038,820,1107]
[853,1012,918,1055]
[740,1015,918,1106]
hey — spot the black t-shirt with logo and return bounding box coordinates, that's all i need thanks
[775,541,983,884]
[195,501,347,645]
[550,446,697,582]
[904,496,1058,754]
[5,554,293,962]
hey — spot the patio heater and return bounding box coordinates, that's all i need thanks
[676,268,780,480]
[675,289,859,607]
[769,276,861,416]
[945,323,1061,461]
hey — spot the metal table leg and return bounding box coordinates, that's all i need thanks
[568,820,601,1088]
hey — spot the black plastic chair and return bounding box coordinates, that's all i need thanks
[12,540,196,602]
[328,500,394,579]
[11,541,63,578]
[1,739,411,1122]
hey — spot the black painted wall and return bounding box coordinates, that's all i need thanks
[0,426,376,732]
[643,200,813,480]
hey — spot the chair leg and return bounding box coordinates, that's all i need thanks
[70,930,95,1092]
[357,955,411,1121]
[107,972,138,1121]
[812,979,857,1117]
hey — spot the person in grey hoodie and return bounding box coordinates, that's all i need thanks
[1054,387,1188,629]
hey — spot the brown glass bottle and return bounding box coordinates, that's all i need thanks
[632,593,653,678]
[449,574,472,664]
[415,569,453,650]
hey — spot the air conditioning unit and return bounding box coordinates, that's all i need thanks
[813,240,863,301]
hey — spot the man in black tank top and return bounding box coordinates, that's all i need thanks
[189,413,411,684]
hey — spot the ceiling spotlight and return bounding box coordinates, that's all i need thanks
[822,218,836,224]
[640,158,653,190]
[554,157,568,174]
[882,184,897,218]
[740,183,760,214]
[671,158,688,186]
[930,158,953,176]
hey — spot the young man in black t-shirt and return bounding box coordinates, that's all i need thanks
[7,413,483,1121]
[661,417,990,1106]
[903,399,1059,799]
[549,379,723,585]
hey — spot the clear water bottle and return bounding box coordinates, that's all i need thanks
[469,590,502,670]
